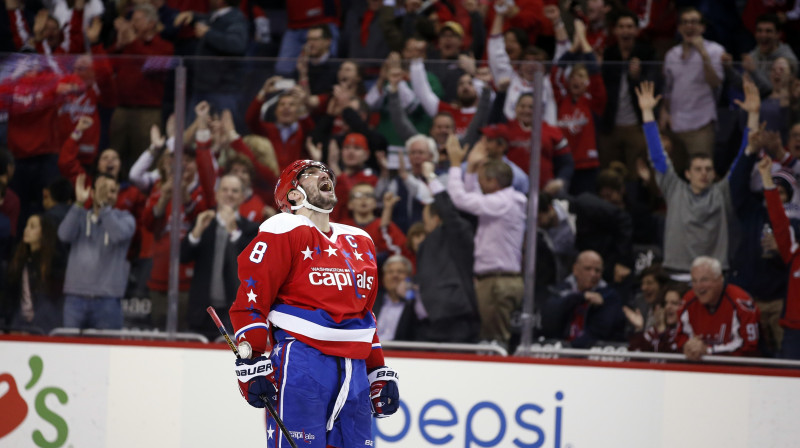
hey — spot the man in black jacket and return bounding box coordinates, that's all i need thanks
[541,250,626,348]
[180,174,258,339]
[175,0,248,130]
[295,24,339,96]
[412,162,480,342]
[598,10,658,177]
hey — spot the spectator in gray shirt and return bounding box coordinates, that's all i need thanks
[59,173,136,330]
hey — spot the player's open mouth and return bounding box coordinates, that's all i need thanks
[319,181,333,192]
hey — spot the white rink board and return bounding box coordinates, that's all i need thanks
[1,339,799,448]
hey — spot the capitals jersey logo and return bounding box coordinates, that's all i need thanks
[309,267,374,294]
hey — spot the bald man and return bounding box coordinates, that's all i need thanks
[541,251,626,347]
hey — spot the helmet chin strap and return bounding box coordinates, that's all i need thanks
[290,185,334,214]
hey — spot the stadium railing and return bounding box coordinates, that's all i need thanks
[49,327,209,343]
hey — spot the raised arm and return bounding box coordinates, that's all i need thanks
[409,58,440,117]
[727,78,762,181]
[460,86,492,148]
[387,87,418,143]
[760,155,799,265]
[636,81,668,174]
[487,6,515,84]
[58,116,92,185]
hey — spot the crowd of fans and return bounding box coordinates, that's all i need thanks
[2,0,800,362]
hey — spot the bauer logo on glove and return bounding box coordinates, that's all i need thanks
[368,366,400,418]
[235,357,273,382]
[234,355,278,409]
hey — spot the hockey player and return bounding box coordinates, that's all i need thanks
[230,160,399,447]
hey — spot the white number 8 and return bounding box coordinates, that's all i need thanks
[249,242,268,263]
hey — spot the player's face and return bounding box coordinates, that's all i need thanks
[298,167,337,210]
[690,264,723,306]
[664,291,683,325]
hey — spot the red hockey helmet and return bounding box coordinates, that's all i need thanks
[274,160,337,214]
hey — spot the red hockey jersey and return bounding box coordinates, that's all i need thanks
[505,120,570,188]
[676,284,760,356]
[553,72,606,170]
[230,213,385,369]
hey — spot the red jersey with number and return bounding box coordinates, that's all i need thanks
[675,284,761,356]
[230,213,385,369]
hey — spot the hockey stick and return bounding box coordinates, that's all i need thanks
[207,306,299,448]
